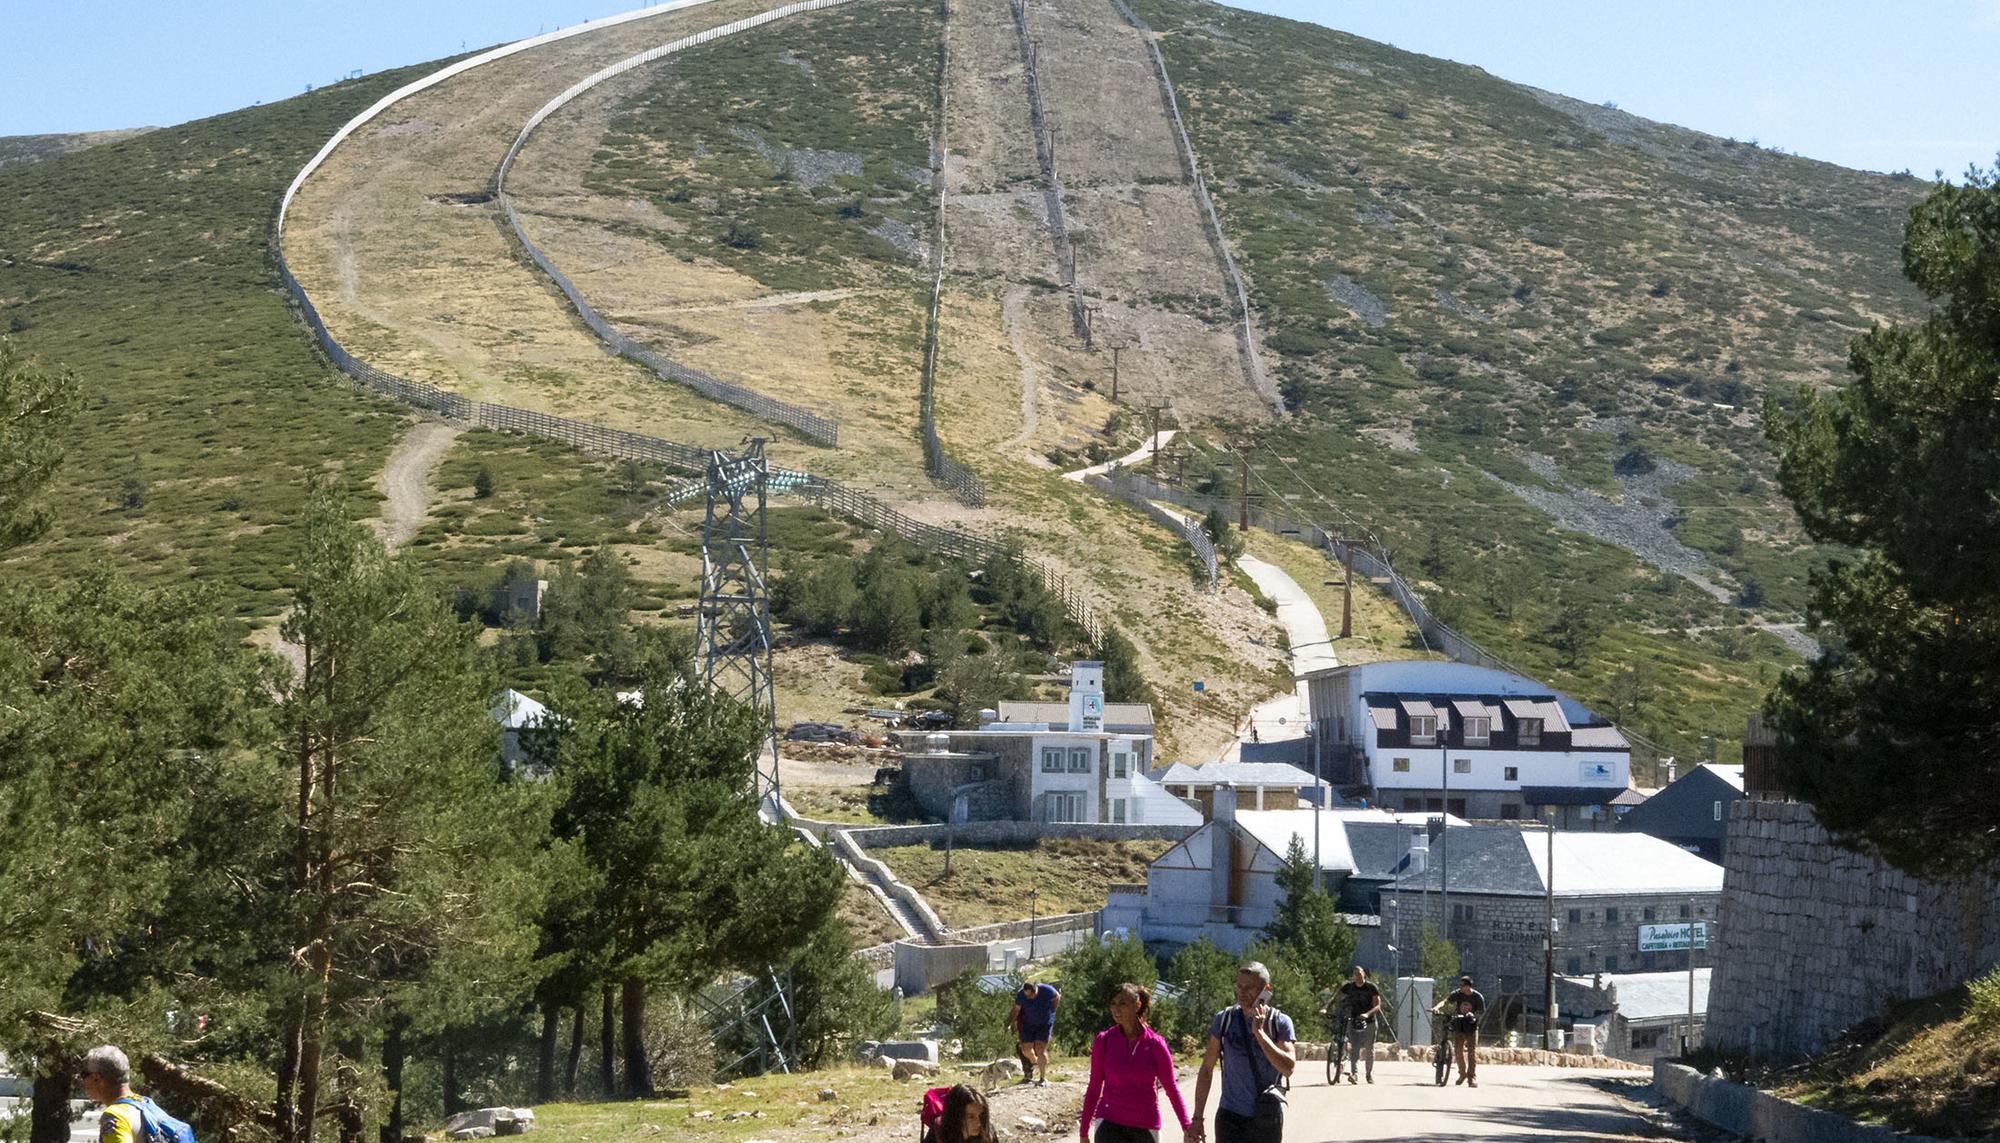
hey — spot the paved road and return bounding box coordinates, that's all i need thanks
[1213,554,1335,763]
[1142,1060,1663,1142]
[1064,429,1177,481]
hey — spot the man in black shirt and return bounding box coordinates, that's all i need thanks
[1432,975,1485,1087]
[1328,967,1383,1083]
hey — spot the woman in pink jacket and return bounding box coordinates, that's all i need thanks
[1080,982,1198,1143]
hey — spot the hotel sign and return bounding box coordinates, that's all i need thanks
[1638,921,1709,952]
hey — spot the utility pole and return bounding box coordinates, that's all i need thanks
[1108,341,1126,403]
[1545,812,1557,1050]
[1238,454,1250,531]
[1341,543,1354,639]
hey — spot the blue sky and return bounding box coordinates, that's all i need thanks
[2,1,1993,177]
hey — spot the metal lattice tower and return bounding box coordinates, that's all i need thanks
[696,440,781,807]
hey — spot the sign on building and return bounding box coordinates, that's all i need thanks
[1637,921,1709,952]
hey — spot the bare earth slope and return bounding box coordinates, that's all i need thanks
[284,0,783,452]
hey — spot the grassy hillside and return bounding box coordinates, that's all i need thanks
[1754,971,2000,1139]
[0,128,156,169]
[0,78,427,614]
[1125,0,1931,759]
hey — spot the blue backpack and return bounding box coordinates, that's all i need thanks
[114,1097,197,1143]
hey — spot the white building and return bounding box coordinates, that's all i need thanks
[1153,760,1325,818]
[1102,786,1377,952]
[1302,660,1632,824]
[898,662,1200,827]
[489,688,552,772]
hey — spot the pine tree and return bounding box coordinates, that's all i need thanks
[270,481,550,1143]
[0,335,80,550]
[547,668,841,1095]
[1765,168,2000,876]
[1265,837,1357,995]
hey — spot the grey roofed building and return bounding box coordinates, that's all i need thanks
[1615,763,1746,864]
[1558,968,1710,1061]
[996,700,1154,734]
[1154,760,1325,818]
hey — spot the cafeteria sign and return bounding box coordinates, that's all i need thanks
[1638,921,1709,952]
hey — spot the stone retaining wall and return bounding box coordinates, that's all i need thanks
[1707,801,2000,1057]
[843,820,1195,848]
[1652,1061,1945,1143]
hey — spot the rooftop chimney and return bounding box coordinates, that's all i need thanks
[1213,782,1239,824]
[1068,660,1105,732]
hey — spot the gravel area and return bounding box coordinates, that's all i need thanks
[1325,273,1388,327]
[730,125,863,190]
[1494,455,1733,601]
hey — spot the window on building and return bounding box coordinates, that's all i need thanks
[1567,909,1581,924]
[1503,766,1519,781]
[1714,800,1723,822]
[1454,758,1471,774]
[1111,798,1127,824]
[1566,956,1582,975]
[1464,716,1491,744]
[1067,748,1091,773]
[1605,955,1619,971]
[1499,804,1520,820]
[1606,907,1620,924]
[1410,715,1437,744]
[969,764,987,782]
[1679,904,1691,919]
[1402,796,1423,811]
[1632,1027,1664,1049]
[1453,903,1476,924]
[1046,792,1085,823]
[1111,751,1131,779]
[1392,757,1411,773]
[1518,718,1542,746]
[1041,748,1065,773]
[1643,907,1657,922]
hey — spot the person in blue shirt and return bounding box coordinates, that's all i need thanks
[1191,963,1296,1143]
[1009,981,1061,1085]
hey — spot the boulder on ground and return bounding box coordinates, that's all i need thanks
[892,1058,941,1081]
[875,1039,939,1064]
[443,1109,534,1140]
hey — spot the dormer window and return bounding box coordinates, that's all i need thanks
[1518,718,1542,746]
[1464,716,1491,745]
[1410,715,1438,744]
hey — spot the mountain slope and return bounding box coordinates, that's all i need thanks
[1124,0,1930,760]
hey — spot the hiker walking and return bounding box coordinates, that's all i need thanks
[1431,975,1486,1087]
[1079,982,1194,1143]
[1192,962,1296,1143]
[82,1045,193,1143]
[1010,979,1061,1086]
[1331,966,1382,1084]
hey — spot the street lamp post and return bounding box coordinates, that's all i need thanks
[1438,715,1451,948]
[1544,810,1557,1050]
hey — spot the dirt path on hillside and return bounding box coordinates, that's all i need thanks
[374,421,461,552]
[999,285,1042,451]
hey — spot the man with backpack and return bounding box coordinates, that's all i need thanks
[80,1045,195,1143]
[1191,962,1296,1143]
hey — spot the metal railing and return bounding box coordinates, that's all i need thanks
[494,0,855,446]
[1011,0,1090,343]
[1083,469,1216,588]
[1107,0,1282,415]
[917,18,987,506]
